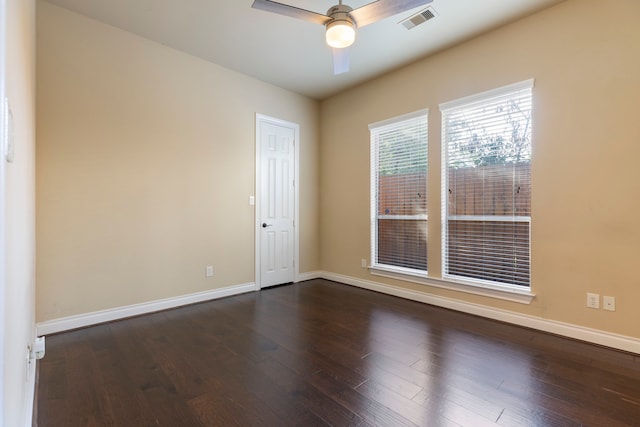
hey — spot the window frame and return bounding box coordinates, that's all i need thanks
[440,79,534,291]
[366,82,536,305]
[369,109,429,277]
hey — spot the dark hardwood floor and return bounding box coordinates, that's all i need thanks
[36,279,640,426]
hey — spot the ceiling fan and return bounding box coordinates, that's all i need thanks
[252,0,433,75]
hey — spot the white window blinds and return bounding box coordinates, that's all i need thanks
[370,110,428,273]
[440,80,533,288]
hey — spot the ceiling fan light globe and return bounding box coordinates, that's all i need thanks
[326,21,355,48]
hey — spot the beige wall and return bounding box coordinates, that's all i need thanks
[36,0,640,342]
[320,0,640,338]
[36,1,320,321]
[3,0,36,425]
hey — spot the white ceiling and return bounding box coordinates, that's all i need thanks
[43,0,564,100]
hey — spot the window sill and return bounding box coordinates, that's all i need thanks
[368,266,535,304]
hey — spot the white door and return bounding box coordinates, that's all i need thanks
[257,116,296,288]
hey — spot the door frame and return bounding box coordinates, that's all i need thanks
[0,0,6,415]
[254,113,300,290]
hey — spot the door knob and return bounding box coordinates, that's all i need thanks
[262,223,272,228]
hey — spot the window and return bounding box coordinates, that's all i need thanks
[441,80,533,288]
[370,110,428,274]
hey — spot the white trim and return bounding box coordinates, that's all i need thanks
[36,283,255,336]
[369,266,534,304]
[295,270,323,282]
[0,0,7,425]
[369,263,428,280]
[317,271,640,355]
[255,113,300,289]
[439,79,535,112]
[370,120,377,274]
[440,81,533,291]
[370,108,429,275]
[32,272,640,356]
[0,0,6,420]
[36,273,325,336]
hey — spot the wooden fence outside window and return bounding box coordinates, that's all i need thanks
[377,162,530,286]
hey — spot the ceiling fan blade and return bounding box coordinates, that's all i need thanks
[350,0,433,28]
[252,0,330,25]
[332,48,350,75]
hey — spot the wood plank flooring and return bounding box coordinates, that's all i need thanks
[36,279,640,426]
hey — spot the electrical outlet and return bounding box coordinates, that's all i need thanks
[603,296,616,312]
[361,259,367,268]
[586,293,600,309]
[206,266,214,277]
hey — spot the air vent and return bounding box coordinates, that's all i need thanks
[400,7,437,30]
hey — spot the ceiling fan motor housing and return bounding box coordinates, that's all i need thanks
[326,4,356,29]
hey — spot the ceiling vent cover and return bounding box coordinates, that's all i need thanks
[400,7,436,30]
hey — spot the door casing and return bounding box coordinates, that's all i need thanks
[0,0,7,415]
[255,113,300,289]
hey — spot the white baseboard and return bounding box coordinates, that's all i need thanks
[321,271,640,355]
[36,272,324,336]
[296,270,323,282]
[36,282,256,336]
[34,272,640,355]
